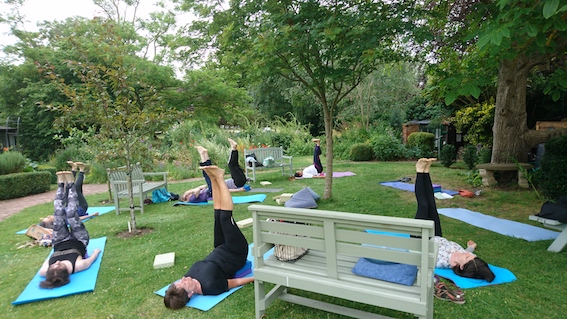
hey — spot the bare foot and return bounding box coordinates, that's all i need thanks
[228,138,238,150]
[312,138,320,143]
[195,146,207,153]
[416,158,428,173]
[75,162,86,172]
[56,171,67,184]
[424,158,437,173]
[64,171,75,183]
[67,161,77,171]
[199,165,225,178]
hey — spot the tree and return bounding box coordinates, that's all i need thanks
[38,20,181,233]
[426,0,567,164]
[180,0,425,199]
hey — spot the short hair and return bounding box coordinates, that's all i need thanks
[294,171,303,178]
[452,257,495,282]
[39,266,70,289]
[164,283,190,309]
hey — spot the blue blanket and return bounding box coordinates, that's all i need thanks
[12,237,107,305]
[435,264,516,289]
[352,258,417,286]
[438,208,560,241]
[16,206,116,235]
[172,194,267,206]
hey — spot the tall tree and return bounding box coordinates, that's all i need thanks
[426,0,567,163]
[179,0,425,199]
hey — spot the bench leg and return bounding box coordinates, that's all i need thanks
[479,169,497,187]
[548,230,567,252]
[517,171,530,188]
[255,280,266,319]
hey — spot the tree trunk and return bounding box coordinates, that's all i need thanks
[322,100,333,200]
[491,56,531,163]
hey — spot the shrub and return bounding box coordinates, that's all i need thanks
[478,147,492,164]
[407,132,435,157]
[0,151,26,175]
[349,143,374,161]
[52,146,94,171]
[440,144,457,168]
[37,164,57,184]
[0,171,51,200]
[370,134,405,161]
[538,135,567,199]
[462,144,478,170]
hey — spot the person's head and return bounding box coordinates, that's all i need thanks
[39,262,70,288]
[164,277,193,309]
[294,170,303,178]
[39,215,54,229]
[452,257,495,282]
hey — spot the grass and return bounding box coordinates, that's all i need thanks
[2,158,566,319]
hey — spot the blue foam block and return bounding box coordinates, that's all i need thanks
[155,244,263,311]
[16,207,115,235]
[172,194,267,206]
[12,237,107,305]
[438,208,559,241]
[435,264,517,289]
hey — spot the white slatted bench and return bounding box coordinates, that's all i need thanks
[249,204,438,319]
[107,164,168,215]
[529,215,567,252]
[244,147,293,182]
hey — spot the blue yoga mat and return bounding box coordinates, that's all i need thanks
[379,181,459,196]
[12,237,107,305]
[155,244,268,311]
[16,207,116,235]
[438,208,560,241]
[172,194,267,206]
[435,264,516,289]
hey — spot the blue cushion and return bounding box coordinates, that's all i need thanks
[352,257,417,286]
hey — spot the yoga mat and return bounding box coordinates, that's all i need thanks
[12,237,107,305]
[249,188,284,193]
[16,206,116,235]
[172,194,267,206]
[155,244,269,311]
[379,181,459,196]
[438,208,560,241]
[435,264,517,289]
[321,171,357,178]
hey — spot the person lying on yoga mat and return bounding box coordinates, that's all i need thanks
[181,140,249,202]
[39,161,93,229]
[164,165,254,309]
[294,139,324,178]
[38,171,102,289]
[413,158,495,282]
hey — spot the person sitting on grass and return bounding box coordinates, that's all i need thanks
[164,165,254,309]
[38,171,102,288]
[294,138,324,178]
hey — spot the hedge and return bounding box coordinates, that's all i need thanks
[0,171,51,200]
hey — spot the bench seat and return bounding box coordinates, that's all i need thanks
[476,163,534,188]
[244,147,293,182]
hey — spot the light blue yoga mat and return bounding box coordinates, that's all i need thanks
[438,208,560,241]
[379,181,459,196]
[155,244,269,311]
[16,206,116,235]
[172,194,267,206]
[12,237,107,305]
[435,264,516,289]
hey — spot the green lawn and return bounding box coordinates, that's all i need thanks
[2,158,566,319]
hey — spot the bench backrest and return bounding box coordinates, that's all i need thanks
[244,147,285,163]
[107,164,146,193]
[250,204,437,289]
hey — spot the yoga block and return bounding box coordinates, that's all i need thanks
[276,193,294,205]
[432,184,442,193]
[237,218,253,228]
[154,252,175,269]
[260,181,272,186]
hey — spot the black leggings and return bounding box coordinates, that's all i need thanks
[414,173,442,236]
[53,182,90,248]
[228,150,247,187]
[313,145,323,173]
[72,171,89,214]
[208,209,248,276]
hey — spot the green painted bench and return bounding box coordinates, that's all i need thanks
[244,147,293,183]
[249,204,438,319]
[529,215,567,252]
[107,163,168,215]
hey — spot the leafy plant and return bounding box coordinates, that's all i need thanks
[0,151,26,175]
[349,143,374,161]
[407,132,435,158]
[462,144,478,170]
[370,133,405,161]
[440,144,457,168]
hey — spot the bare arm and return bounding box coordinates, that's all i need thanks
[227,276,254,289]
[182,185,207,201]
[228,187,246,193]
[74,248,101,273]
[39,259,50,277]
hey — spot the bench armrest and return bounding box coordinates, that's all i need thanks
[142,171,168,181]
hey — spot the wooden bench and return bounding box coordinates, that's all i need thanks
[476,163,534,188]
[529,215,567,252]
[107,163,168,215]
[249,204,438,319]
[244,147,293,182]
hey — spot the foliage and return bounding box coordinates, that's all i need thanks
[462,144,479,170]
[51,146,95,172]
[333,124,373,160]
[453,100,495,146]
[36,164,57,184]
[537,134,567,199]
[349,143,374,162]
[370,133,406,161]
[0,151,26,175]
[0,171,51,200]
[407,132,435,158]
[478,147,492,164]
[440,144,457,168]
[461,170,483,188]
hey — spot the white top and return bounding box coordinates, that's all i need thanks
[302,165,319,178]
